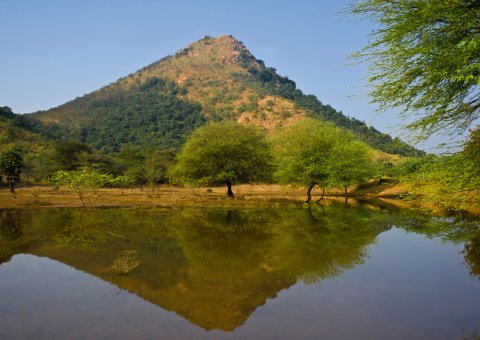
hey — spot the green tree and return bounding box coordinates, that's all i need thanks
[271,119,348,202]
[327,140,375,198]
[0,150,23,193]
[53,140,92,171]
[350,0,480,139]
[50,169,134,207]
[144,148,176,188]
[112,145,146,185]
[464,126,480,165]
[401,154,480,208]
[169,121,272,198]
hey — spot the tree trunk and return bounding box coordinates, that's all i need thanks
[315,188,325,203]
[9,181,14,193]
[226,180,234,198]
[306,183,316,203]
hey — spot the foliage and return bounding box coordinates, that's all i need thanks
[350,0,480,139]
[106,146,176,186]
[30,77,206,153]
[271,119,345,187]
[327,140,375,193]
[242,66,421,156]
[401,154,480,208]
[52,140,92,170]
[0,106,48,152]
[0,107,51,182]
[271,119,375,200]
[464,125,480,165]
[0,150,23,192]
[50,169,135,206]
[463,233,480,278]
[169,121,272,196]
[0,210,22,241]
[143,148,176,186]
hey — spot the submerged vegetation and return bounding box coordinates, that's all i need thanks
[108,250,140,275]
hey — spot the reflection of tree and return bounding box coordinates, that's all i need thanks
[463,233,480,279]
[393,211,480,281]
[27,208,189,290]
[4,204,479,331]
[3,204,388,331]
[0,209,24,265]
[267,203,391,284]
[146,203,389,330]
[0,209,23,241]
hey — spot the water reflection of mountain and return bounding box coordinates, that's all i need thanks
[1,203,478,331]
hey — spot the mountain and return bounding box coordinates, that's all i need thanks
[28,35,421,156]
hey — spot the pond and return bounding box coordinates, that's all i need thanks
[0,201,479,339]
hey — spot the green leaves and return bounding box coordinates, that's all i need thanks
[327,140,374,190]
[169,121,272,191]
[400,153,480,208]
[0,150,23,191]
[271,118,375,192]
[50,169,135,206]
[351,0,480,140]
[0,151,23,179]
[50,169,135,189]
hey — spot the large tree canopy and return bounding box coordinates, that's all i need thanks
[350,0,480,139]
[169,121,272,197]
[271,118,374,202]
[271,119,345,201]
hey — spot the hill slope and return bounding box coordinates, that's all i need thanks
[0,106,48,153]
[29,35,421,156]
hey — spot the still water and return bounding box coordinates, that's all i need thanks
[0,202,479,339]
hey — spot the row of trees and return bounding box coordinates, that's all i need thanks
[169,119,376,201]
[2,120,377,202]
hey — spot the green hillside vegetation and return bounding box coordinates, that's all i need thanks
[29,79,205,153]
[28,35,421,157]
[233,61,421,156]
[0,106,48,153]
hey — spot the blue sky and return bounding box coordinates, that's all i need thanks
[0,0,452,150]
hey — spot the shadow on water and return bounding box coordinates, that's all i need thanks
[0,201,479,331]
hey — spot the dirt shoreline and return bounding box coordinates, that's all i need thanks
[0,183,478,215]
[0,183,405,207]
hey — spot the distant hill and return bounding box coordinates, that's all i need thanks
[0,106,48,153]
[28,35,422,156]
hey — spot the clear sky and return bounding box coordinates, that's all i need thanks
[0,0,453,150]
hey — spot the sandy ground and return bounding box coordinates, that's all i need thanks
[0,183,411,209]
